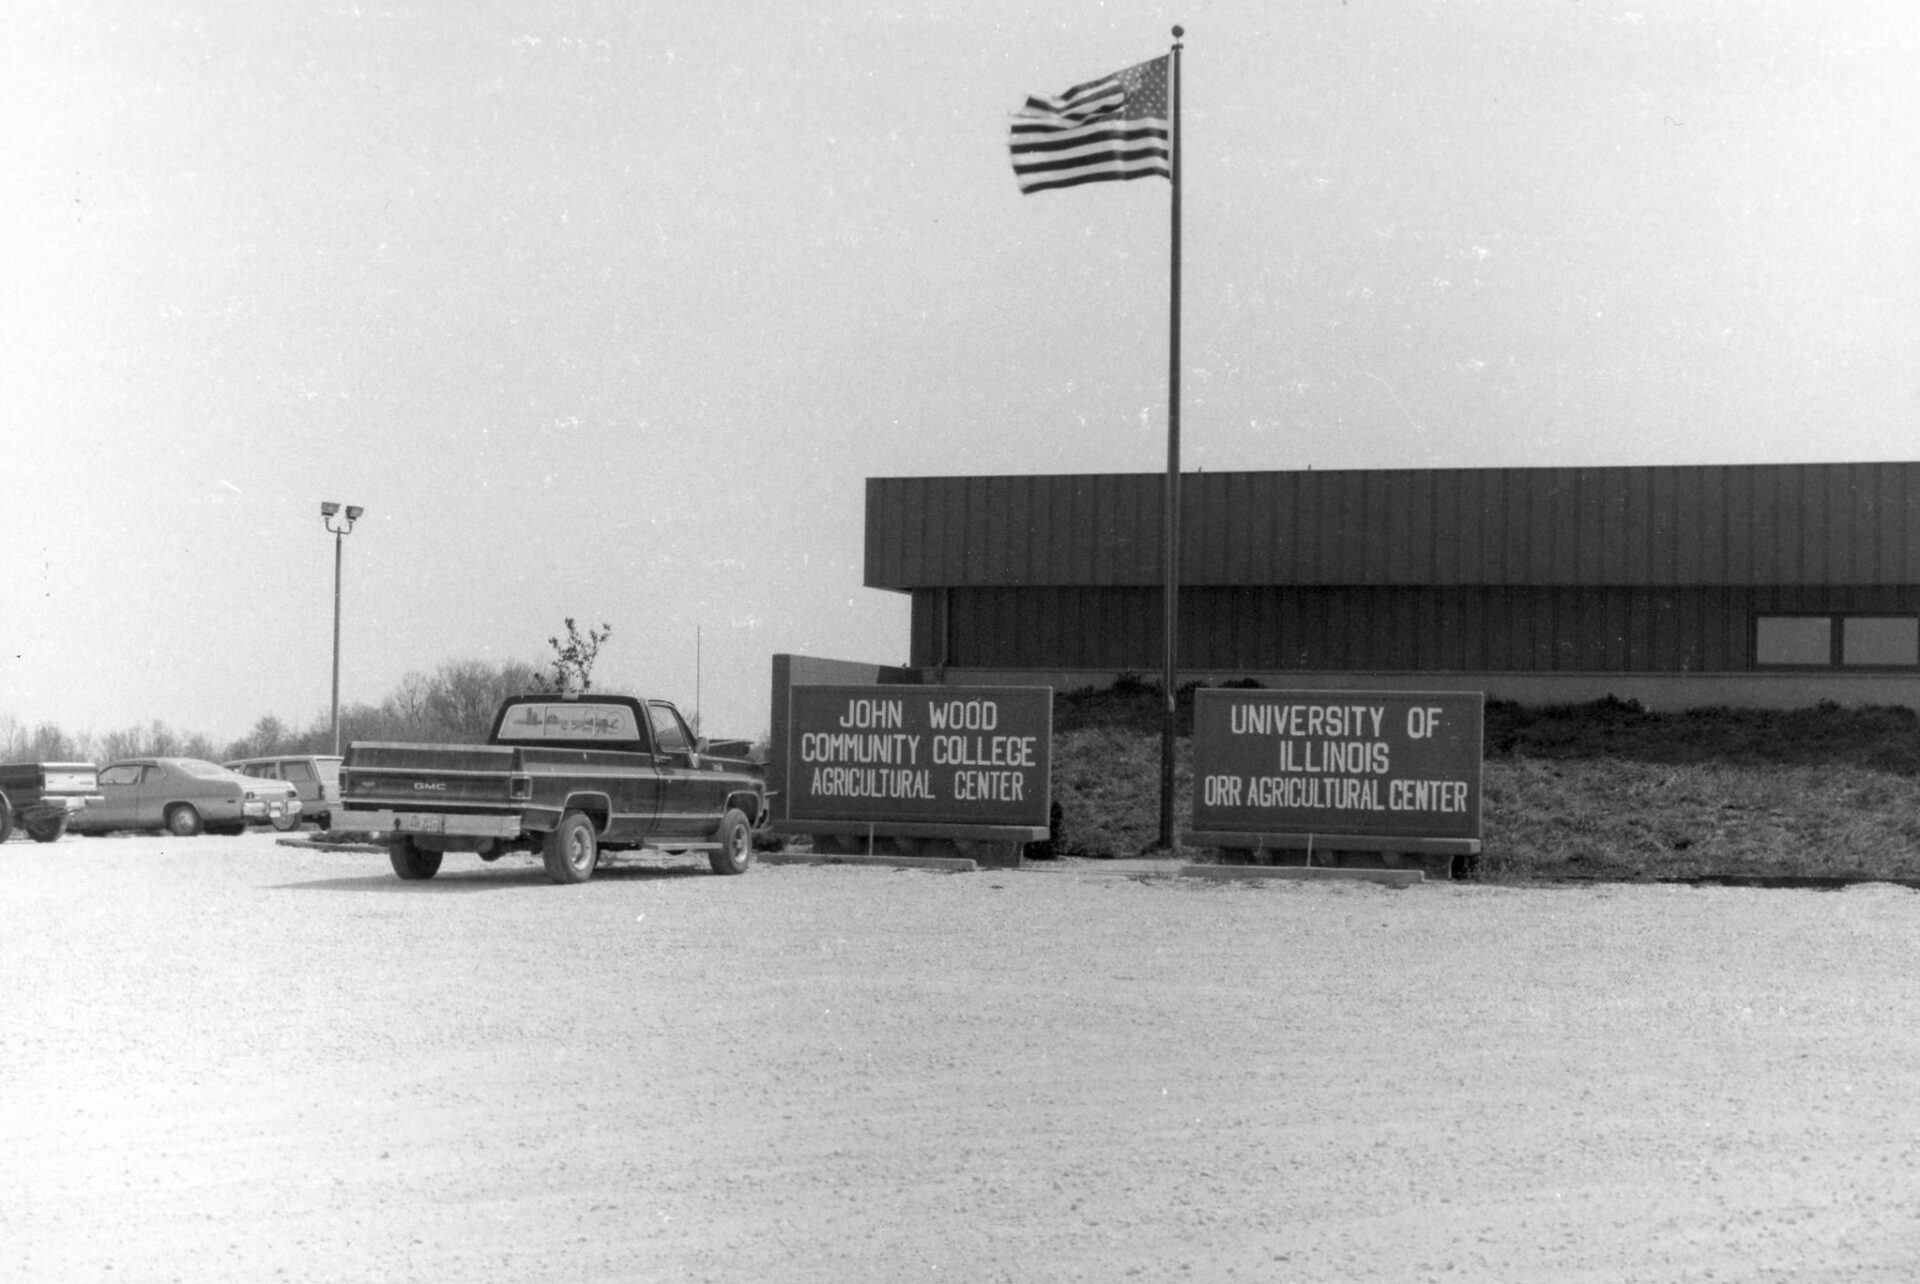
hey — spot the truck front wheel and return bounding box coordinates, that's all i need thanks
[709,808,755,876]
[389,835,442,880]
[542,811,598,884]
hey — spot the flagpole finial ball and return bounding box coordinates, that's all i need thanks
[1172,24,1184,38]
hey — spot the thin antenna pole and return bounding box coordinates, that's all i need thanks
[1158,26,1185,850]
[696,623,703,734]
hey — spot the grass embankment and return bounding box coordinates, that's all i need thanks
[1051,684,1920,882]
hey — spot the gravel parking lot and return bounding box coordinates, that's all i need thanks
[5,831,1919,1282]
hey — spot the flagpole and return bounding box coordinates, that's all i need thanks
[1158,25,1184,851]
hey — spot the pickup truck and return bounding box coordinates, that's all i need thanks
[338,693,768,885]
[0,761,103,843]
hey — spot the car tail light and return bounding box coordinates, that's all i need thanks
[508,774,531,800]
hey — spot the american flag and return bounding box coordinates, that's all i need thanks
[1008,56,1171,196]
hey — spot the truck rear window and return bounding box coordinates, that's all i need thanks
[496,702,643,744]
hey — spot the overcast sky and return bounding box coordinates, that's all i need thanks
[4,1,1916,747]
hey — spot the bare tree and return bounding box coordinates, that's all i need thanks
[383,670,433,738]
[425,658,542,743]
[250,714,286,757]
[28,722,83,761]
[145,720,182,758]
[3,654,555,764]
[532,619,613,695]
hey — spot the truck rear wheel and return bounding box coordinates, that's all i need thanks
[709,808,755,876]
[389,836,442,880]
[27,815,69,843]
[542,811,598,884]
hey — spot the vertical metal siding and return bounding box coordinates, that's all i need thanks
[1885,467,1912,581]
[1857,467,1885,582]
[1286,471,1316,586]
[1430,471,1460,585]
[865,464,1920,590]
[1755,467,1787,583]
[1087,477,1119,583]
[1817,464,1844,583]
[1573,468,1604,584]
[1384,471,1413,583]
[1479,471,1512,584]
[988,477,1019,586]
[1341,476,1370,584]
[1523,469,1552,584]
[1727,466,1758,586]
[1649,468,1678,584]
[931,585,1920,673]
[1247,472,1277,584]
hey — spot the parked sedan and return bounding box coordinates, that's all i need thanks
[68,758,300,837]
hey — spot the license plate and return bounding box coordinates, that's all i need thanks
[399,813,445,834]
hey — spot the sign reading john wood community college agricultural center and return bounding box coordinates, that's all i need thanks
[1190,688,1483,843]
[785,685,1052,829]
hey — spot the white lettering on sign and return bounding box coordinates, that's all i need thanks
[951,770,1025,802]
[799,733,923,765]
[1230,703,1384,739]
[926,699,1000,731]
[930,735,1036,768]
[1226,775,1469,814]
[1244,776,1388,812]
[839,698,903,729]
[809,766,935,799]
[1275,740,1392,775]
[1203,774,1244,807]
[1387,779,1469,812]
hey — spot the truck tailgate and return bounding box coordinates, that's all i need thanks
[342,743,522,808]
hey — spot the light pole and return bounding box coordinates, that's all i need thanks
[320,501,364,755]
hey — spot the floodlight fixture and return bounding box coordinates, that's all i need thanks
[320,500,340,517]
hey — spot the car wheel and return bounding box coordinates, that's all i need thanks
[165,805,204,837]
[27,815,71,843]
[542,811,598,885]
[0,800,13,845]
[271,811,299,832]
[389,835,442,880]
[708,808,755,876]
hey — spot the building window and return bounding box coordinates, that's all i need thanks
[1842,616,1920,667]
[1754,616,1833,666]
[1754,614,1920,668]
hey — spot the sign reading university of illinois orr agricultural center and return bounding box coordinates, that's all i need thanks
[1190,689,1483,843]
[785,685,1052,829]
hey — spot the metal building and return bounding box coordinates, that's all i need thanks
[864,463,1920,710]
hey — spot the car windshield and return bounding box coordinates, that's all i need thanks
[174,760,234,779]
